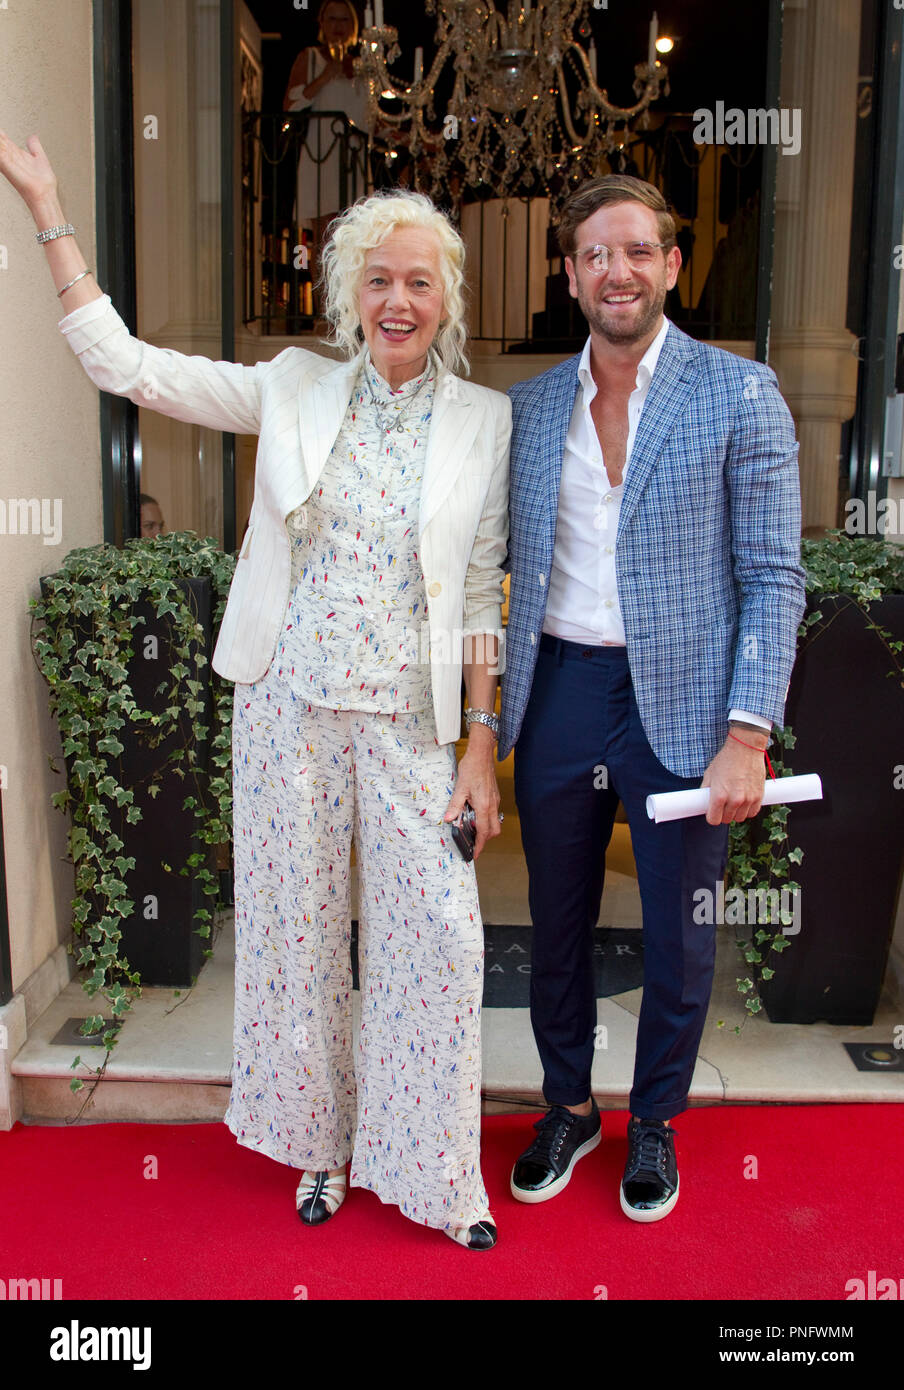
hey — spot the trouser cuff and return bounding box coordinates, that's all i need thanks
[628,1094,688,1122]
[543,1083,593,1107]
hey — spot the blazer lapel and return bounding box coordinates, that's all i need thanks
[617,326,701,537]
[542,359,580,555]
[419,365,480,536]
[277,351,363,519]
[307,351,365,481]
[283,355,482,536]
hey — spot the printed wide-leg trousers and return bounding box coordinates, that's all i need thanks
[223,688,490,1232]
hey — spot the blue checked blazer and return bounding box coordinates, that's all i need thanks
[498,320,806,778]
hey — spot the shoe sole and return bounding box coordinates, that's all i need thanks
[619,1171,679,1223]
[510,1125,602,1204]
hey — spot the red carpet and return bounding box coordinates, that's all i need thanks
[2,1104,902,1301]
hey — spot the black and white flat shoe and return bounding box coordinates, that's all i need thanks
[445,1215,498,1250]
[296,1169,347,1225]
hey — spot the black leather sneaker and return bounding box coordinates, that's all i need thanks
[510,1098,602,1203]
[619,1117,679,1222]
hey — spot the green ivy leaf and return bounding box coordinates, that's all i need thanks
[32,530,238,1073]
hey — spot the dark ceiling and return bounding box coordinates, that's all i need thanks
[245,0,769,115]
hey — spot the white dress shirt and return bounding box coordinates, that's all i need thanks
[542,319,770,733]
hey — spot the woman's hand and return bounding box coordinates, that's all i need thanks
[443,725,502,860]
[0,129,58,212]
[308,58,345,94]
[0,129,99,309]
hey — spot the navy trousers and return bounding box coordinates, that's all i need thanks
[513,634,729,1121]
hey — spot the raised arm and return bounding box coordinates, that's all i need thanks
[0,129,103,312]
[0,128,264,436]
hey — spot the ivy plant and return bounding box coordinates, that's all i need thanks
[722,529,904,1030]
[31,532,236,1093]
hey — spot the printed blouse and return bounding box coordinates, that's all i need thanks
[284,350,437,714]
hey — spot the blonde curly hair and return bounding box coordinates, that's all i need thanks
[318,191,470,377]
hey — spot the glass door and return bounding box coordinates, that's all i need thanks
[130,0,227,546]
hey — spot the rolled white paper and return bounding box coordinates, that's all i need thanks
[646,773,823,824]
[588,40,598,81]
[413,46,423,83]
[374,0,384,28]
[648,11,658,67]
[365,4,373,27]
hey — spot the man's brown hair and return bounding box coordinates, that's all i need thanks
[556,175,677,260]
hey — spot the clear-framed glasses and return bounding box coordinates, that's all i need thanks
[575,242,668,274]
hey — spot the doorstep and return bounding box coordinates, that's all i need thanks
[9,911,904,1127]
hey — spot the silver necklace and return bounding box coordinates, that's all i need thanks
[362,360,432,437]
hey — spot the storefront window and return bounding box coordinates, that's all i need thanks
[131,0,225,544]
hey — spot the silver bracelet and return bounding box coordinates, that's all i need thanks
[35,223,75,243]
[57,268,93,298]
[465,707,499,739]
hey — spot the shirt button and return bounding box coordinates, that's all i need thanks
[529,632,536,645]
[605,546,614,555]
[604,495,612,504]
[538,573,545,587]
[428,581,442,597]
[605,600,613,608]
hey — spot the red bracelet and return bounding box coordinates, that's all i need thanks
[727,731,776,779]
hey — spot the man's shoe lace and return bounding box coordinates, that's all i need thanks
[627,1121,674,1183]
[528,1106,582,1167]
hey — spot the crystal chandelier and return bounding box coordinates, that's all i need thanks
[355,1,669,203]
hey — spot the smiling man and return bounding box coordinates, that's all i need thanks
[500,175,805,1222]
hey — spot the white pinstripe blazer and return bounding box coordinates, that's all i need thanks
[59,295,511,744]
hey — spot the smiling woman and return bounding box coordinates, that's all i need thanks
[356,230,445,389]
[320,191,470,378]
[0,130,511,1251]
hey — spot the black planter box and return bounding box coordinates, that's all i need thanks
[43,575,216,988]
[759,593,904,1025]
